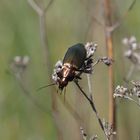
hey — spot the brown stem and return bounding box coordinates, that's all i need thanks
[103,0,116,139]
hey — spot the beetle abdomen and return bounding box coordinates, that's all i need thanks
[63,43,86,69]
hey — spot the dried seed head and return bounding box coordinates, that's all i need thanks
[129,36,136,44]
[22,56,30,65]
[90,135,98,140]
[122,36,140,67]
[85,42,97,58]
[131,80,140,87]
[101,57,113,66]
[124,50,132,57]
[122,37,129,45]
[122,36,139,51]
[80,127,87,139]
[13,56,30,67]
[54,60,62,73]
[114,85,130,96]
[52,60,62,83]
[14,56,22,64]
[11,55,30,75]
[102,119,116,138]
[131,80,140,98]
[131,42,137,50]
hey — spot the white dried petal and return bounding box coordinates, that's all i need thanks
[124,50,132,57]
[122,38,129,45]
[52,72,58,82]
[23,56,30,65]
[129,36,136,44]
[131,43,137,50]
[14,56,21,63]
[101,57,113,66]
[116,85,121,90]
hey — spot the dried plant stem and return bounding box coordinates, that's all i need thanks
[126,64,135,81]
[28,0,64,139]
[28,0,57,110]
[87,74,92,96]
[103,1,137,137]
[74,80,109,140]
[28,0,51,68]
[103,1,116,138]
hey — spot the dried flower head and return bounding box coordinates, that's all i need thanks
[122,36,140,66]
[52,60,62,83]
[11,55,30,74]
[122,36,138,50]
[131,80,140,98]
[85,42,97,58]
[114,85,130,96]
[80,127,87,140]
[101,57,113,66]
[114,81,140,108]
[80,127,98,140]
[14,56,30,67]
[103,119,116,138]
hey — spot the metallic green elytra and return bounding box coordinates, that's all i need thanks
[63,43,87,69]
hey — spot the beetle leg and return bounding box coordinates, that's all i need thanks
[78,58,93,74]
[75,75,82,79]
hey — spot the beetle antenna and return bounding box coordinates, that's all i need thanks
[37,83,56,91]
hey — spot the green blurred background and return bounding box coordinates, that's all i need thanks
[0,0,140,139]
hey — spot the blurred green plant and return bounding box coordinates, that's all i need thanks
[0,0,140,140]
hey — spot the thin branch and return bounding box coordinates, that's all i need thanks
[110,0,137,32]
[87,74,92,97]
[28,0,53,64]
[87,0,137,34]
[126,64,135,81]
[74,80,109,140]
[28,1,65,139]
[28,0,54,108]
[28,0,43,16]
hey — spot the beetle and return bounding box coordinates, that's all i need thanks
[52,42,97,90]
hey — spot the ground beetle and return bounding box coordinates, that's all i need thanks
[52,42,97,90]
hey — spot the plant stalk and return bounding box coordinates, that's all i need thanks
[103,0,116,138]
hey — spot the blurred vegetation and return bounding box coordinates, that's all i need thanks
[0,0,140,140]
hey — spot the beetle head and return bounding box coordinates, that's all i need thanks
[52,61,75,90]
